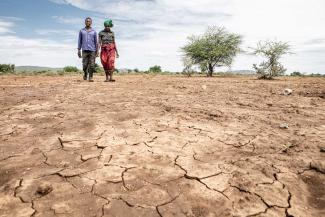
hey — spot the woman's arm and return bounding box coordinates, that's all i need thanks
[113,36,119,58]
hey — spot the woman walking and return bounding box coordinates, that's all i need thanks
[98,19,119,82]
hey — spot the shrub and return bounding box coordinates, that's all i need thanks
[94,63,104,73]
[0,64,15,73]
[291,71,304,76]
[148,65,162,73]
[252,40,291,79]
[63,66,79,73]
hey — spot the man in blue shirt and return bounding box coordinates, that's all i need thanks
[78,17,98,82]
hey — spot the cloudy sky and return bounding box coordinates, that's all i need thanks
[0,0,324,73]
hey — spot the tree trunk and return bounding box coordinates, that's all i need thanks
[207,63,213,77]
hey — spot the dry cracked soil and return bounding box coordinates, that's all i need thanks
[0,74,324,217]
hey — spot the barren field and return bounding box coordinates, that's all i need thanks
[0,75,324,217]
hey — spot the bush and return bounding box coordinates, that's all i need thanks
[94,63,104,73]
[148,65,162,73]
[252,40,291,79]
[291,71,304,76]
[309,73,325,77]
[0,64,15,73]
[63,66,79,73]
[58,70,65,75]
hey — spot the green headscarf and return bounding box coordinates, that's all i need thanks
[104,19,113,27]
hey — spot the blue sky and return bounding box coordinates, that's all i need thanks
[0,0,325,73]
[0,0,88,39]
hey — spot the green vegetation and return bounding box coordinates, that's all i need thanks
[290,71,304,76]
[252,40,291,79]
[148,65,162,73]
[63,66,79,72]
[306,73,325,77]
[0,64,15,74]
[94,63,104,73]
[182,26,242,77]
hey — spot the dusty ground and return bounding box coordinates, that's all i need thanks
[0,74,324,217]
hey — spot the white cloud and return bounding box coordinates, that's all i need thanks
[49,0,68,4]
[0,35,81,67]
[0,19,15,34]
[224,0,325,73]
[35,29,76,37]
[52,16,84,25]
[0,16,24,21]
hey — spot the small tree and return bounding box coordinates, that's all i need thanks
[149,65,162,73]
[252,40,291,79]
[182,26,242,77]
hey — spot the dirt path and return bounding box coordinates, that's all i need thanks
[0,75,324,217]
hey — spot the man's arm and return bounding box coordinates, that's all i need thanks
[78,30,82,58]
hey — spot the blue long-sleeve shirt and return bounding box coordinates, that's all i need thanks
[78,28,98,52]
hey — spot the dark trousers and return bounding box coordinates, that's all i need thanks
[82,50,96,79]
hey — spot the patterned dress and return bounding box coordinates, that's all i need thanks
[99,30,116,71]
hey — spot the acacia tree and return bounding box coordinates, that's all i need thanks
[182,26,242,77]
[252,40,291,79]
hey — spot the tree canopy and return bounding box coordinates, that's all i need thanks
[182,26,242,77]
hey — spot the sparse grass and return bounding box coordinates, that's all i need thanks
[1,69,323,78]
[0,70,82,76]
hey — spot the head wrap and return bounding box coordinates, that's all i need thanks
[104,19,113,27]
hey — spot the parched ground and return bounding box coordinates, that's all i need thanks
[0,74,324,217]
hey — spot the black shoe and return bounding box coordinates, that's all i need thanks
[83,76,87,80]
[89,79,94,82]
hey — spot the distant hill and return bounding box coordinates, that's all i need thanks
[15,66,62,72]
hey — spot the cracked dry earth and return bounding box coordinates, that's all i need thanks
[0,75,324,217]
